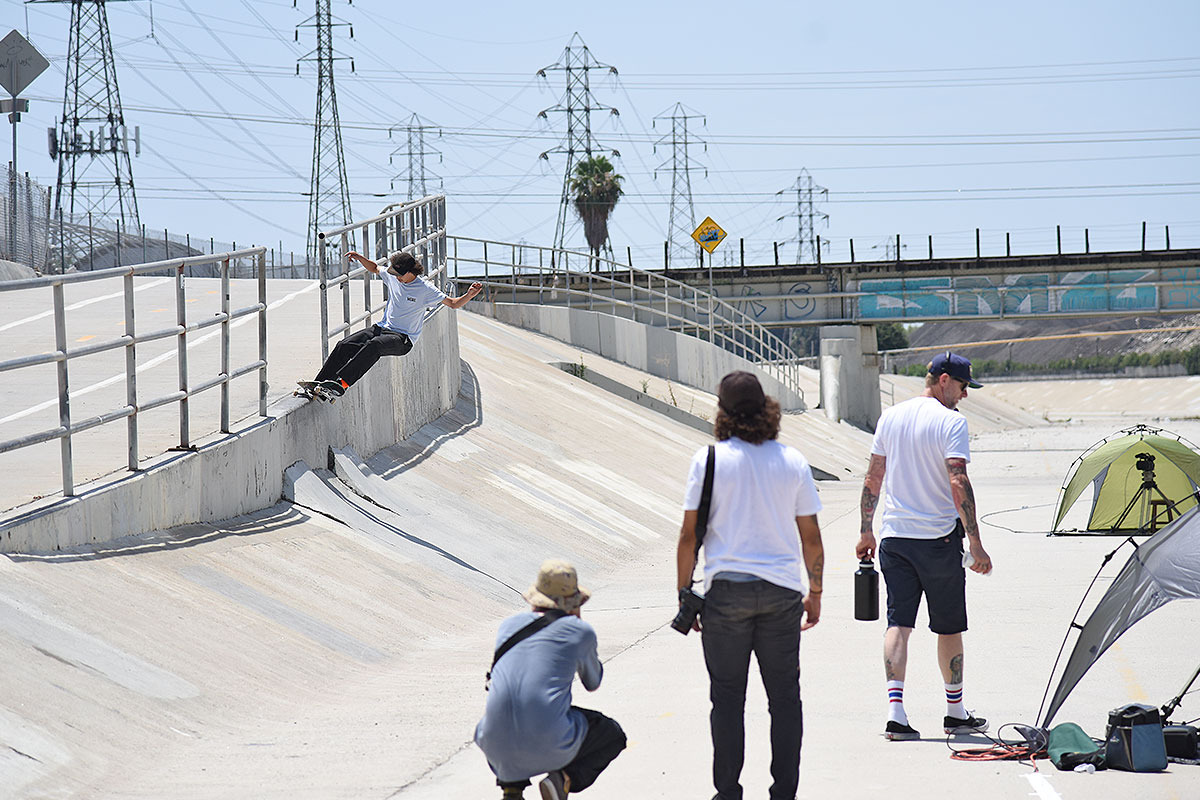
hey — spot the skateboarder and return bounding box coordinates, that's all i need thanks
[301,250,482,399]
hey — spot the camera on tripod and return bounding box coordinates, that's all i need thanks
[1135,452,1156,477]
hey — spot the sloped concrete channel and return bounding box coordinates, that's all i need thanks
[2,313,1198,799]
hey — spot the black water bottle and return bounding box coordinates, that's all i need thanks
[855,558,879,621]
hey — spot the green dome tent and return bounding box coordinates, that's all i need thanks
[1052,424,1200,533]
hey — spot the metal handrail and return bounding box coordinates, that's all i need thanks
[0,247,269,498]
[446,236,805,402]
[315,195,448,361]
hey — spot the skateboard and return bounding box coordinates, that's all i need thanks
[294,380,339,403]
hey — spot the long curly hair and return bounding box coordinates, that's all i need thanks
[713,397,781,444]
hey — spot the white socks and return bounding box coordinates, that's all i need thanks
[945,681,965,718]
[887,680,909,725]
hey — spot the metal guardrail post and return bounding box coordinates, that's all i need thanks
[363,223,373,327]
[123,269,139,470]
[512,244,517,304]
[53,280,74,496]
[483,241,489,298]
[341,233,351,337]
[539,247,544,304]
[220,257,231,433]
[176,263,190,448]
[258,250,268,417]
[319,239,330,362]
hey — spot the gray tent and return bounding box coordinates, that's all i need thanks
[1041,503,1200,727]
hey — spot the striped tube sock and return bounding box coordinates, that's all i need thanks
[945,682,965,718]
[887,680,909,725]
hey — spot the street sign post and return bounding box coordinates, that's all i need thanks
[1,29,50,262]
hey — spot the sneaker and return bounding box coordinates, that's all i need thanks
[538,770,567,800]
[318,380,346,397]
[885,720,921,741]
[944,713,989,735]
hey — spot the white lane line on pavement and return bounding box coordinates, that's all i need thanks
[0,277,173,334]
[0,280,320,427]
[1022,772,1063,800]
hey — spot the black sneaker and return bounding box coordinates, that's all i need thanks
[885,720,921,740]
[944,713,988,735]
[318,380,346,397]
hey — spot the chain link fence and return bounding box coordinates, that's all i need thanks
[1,167,51,272]
[45,213,316,279]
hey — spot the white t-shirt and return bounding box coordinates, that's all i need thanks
[870,395,970,540]
[682,437,822,594]
[379,269,447,342]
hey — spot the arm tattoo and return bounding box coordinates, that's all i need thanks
[808,553,824,592]
[860,484,879,533]
[946,460,981,537]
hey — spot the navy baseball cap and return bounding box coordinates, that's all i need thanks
[928,351,982,388]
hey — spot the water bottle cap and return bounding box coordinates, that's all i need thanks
[859,558,874,568]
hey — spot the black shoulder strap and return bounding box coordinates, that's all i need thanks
[693,445,716,558]
[486,610,567,687]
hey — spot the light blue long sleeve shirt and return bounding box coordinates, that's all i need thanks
[474,611,603,782]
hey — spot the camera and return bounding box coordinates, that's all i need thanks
[671,587,705,635]
[1136,452,1156,473]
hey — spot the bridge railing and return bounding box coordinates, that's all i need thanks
[446,236,805,402]
[0,247,268,499]
[316,195,448,361]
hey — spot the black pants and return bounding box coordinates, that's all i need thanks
[701,579,804,800]
[314,324,413,388]
[497,707,626,794]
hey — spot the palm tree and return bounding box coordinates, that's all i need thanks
[569,155,623,261]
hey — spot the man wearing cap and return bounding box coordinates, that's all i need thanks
[475,560,626,800]
[677,371,825,800]
[858,351,994,742]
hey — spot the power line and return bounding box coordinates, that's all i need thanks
[296,0,354,262]
[536,32,621,257]
[653,103,705,268]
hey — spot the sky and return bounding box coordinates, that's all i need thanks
[5,0,1200,267]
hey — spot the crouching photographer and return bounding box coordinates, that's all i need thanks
[675,371,825,800]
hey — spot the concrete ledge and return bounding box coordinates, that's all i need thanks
[0,311,461,554]
[473,302,805,410]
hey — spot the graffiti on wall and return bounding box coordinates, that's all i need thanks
[856,269,1200,319]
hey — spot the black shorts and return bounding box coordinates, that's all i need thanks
[878,526,967,634]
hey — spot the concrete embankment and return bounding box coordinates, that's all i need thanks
[3,313,1198,799]
[0,309,461,554]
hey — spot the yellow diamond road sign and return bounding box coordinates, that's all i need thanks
[691,216,727,254]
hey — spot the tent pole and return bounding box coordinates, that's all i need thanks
[1162,662,1200,724]
[1037,536,1137,726]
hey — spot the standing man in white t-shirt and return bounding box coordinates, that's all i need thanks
[677,371,825,800]
[858,351,993,742]
[308,250,482,397]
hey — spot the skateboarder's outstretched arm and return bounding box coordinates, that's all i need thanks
[441,282,484,310]
[346,251,381,274]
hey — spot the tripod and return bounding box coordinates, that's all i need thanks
[1110,465,1175,532]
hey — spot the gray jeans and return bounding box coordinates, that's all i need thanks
[701,578,805,800]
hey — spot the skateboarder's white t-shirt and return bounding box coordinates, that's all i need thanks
[379,269,447,342]
[474,612,602,782]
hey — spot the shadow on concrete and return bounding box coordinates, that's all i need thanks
[3,502,310,564]
[375,359,484,480]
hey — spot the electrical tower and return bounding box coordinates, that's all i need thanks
[35,0,142,262]
[536,33,619,258]
[653,103,706,269]
[389,113,442,200]
[296,0,353,264]
[778,169,828,264]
